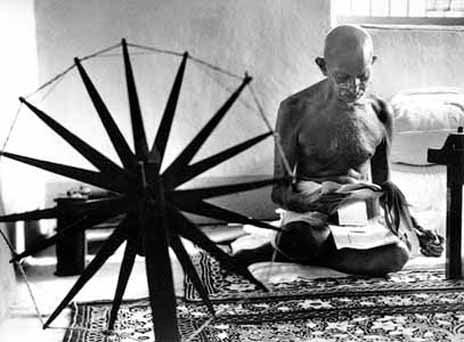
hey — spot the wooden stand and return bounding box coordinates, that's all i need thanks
[428,127,464,279]
[55,197,87,276]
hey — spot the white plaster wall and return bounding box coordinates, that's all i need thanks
[32,0,331,180]
[368,27,464,99]
[18,0,331,220]
[9,3,464,223]
[0,0,37,322]
[0,223,14,322]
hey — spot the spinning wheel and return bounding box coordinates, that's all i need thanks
[0,39,288,341]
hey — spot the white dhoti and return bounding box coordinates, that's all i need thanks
[276,207,420,255]
[281,208,399,248]
[279,208,397,250]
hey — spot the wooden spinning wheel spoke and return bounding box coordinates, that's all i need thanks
[164,131,273,188]
[122,39,149,161]
[171,176,289,202]
[171,209,267,291]
[0,40,282,341]
[19,97,126,179]
[44,220,129,328]
[0,151,128,193]
[169,232,215,316]
[150,52,188,168]
[67,195,128,214]
[177,199,279,232]
[108,229,138,331]
[161,75,252,184]
[4,197,127,262]
[74,57,136,170]
[0,207,58,223]
[12,213,123,262]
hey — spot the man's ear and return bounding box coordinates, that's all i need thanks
[372,55,378,65]
[315,57,327,76]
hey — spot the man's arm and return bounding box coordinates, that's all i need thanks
[370,98,393,185]
[271,101,299,210]
[271,101,323,213]
[366,98,393,218]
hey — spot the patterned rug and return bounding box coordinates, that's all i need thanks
[184,251,464,302]
[65,253,464,342]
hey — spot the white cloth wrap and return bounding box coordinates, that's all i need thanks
[275,209,402,250]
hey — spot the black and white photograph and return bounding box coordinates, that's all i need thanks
[0,1,462,341]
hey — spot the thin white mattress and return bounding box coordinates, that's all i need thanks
[391,163,446,237]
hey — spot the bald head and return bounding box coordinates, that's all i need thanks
[324,25,374,70]
[316,25,376,104]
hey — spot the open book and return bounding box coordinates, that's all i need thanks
[334,181,382,193]
[296,180,382,214]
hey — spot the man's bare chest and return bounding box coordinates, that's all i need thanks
[297,105,384,166]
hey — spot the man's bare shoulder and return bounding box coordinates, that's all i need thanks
[366,94,393,126]
[279,80,327,117]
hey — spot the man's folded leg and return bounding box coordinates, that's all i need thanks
[232,220,332,267]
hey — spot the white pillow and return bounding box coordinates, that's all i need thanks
[390,88,464,165]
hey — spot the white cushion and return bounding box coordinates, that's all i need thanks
[390,88,464,165]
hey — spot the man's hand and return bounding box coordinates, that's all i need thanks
[417,229,444,257]
[299,168,363,185]
[292,178,380,215]
[409,215,444,257]
[305,192,351,215]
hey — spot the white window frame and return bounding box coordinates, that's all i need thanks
[337,16,464,25]
[335,0,464,26]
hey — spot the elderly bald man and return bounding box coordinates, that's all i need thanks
[233,25,443,276]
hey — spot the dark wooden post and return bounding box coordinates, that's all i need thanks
[55,197,87,276]
[138,161,180,341]
[428,126,464,279]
